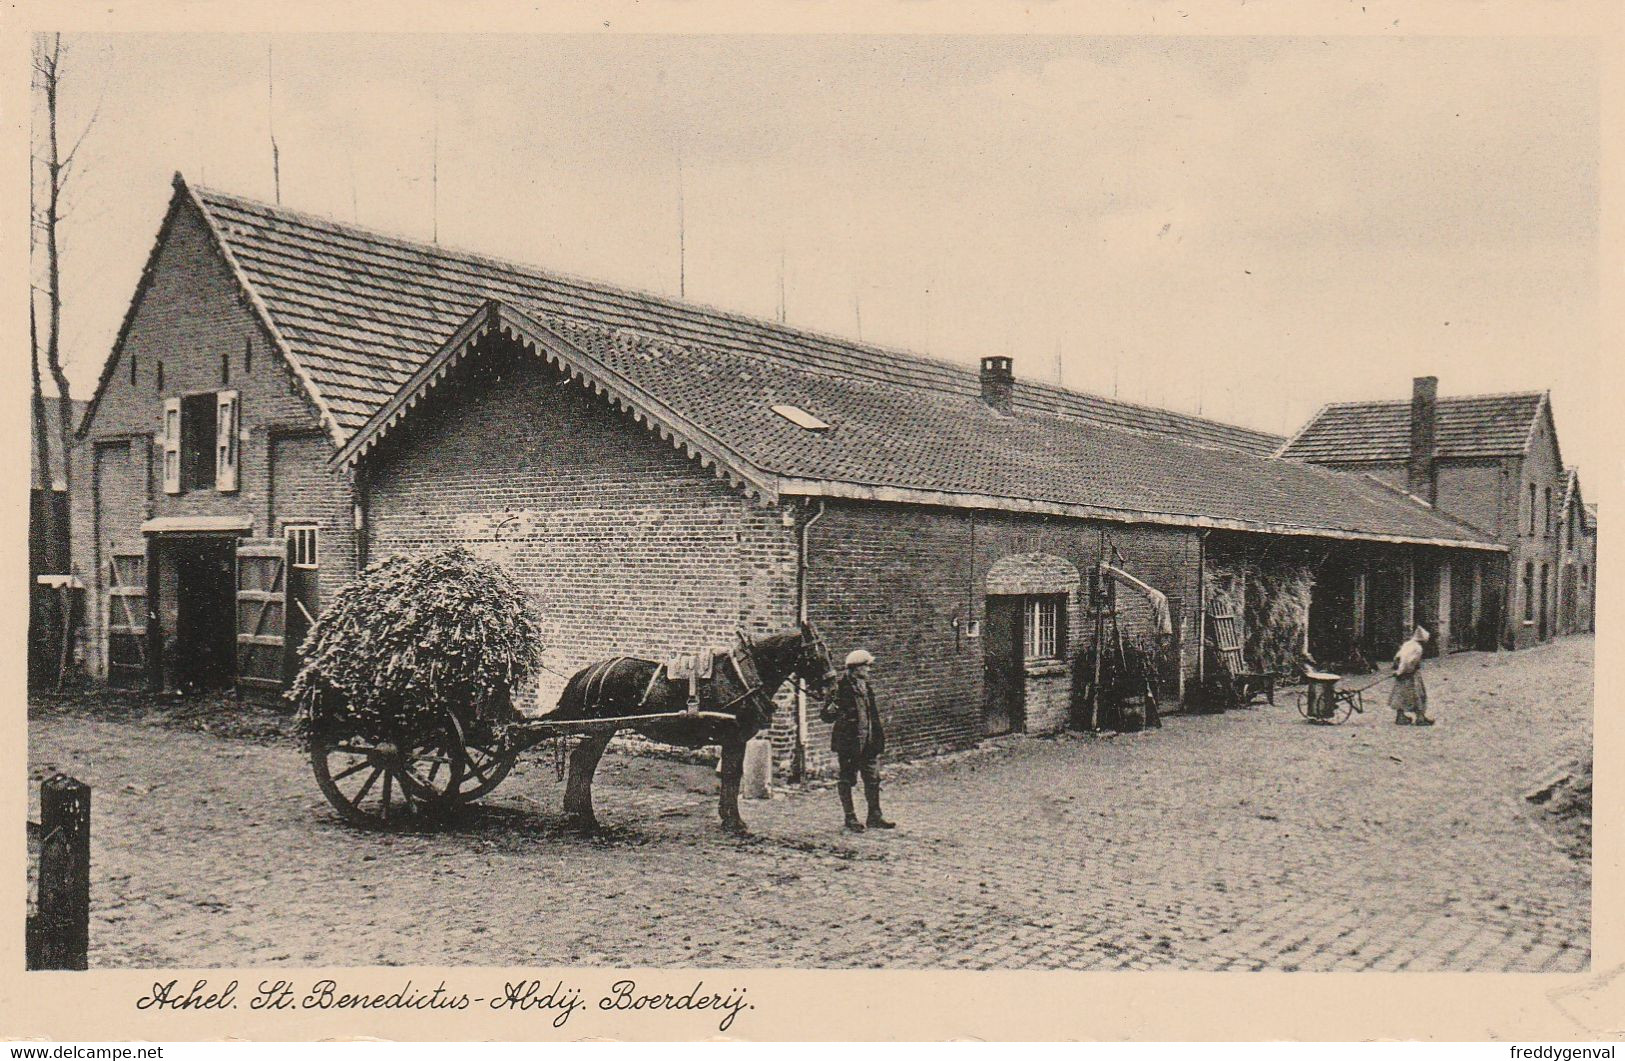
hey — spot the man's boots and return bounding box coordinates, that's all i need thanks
[864,779,896,830]
[838,783,865,832]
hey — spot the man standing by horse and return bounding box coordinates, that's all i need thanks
[822,649,896,832]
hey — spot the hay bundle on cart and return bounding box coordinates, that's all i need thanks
[290,547,543,828]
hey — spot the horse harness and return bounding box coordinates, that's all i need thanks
[575,635,774,721]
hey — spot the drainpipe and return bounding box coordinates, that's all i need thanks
[352,461,370,571]
[793,498,826,783]
[1196,530,1210,687]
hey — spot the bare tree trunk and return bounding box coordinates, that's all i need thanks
[31,294,50,493]
[41,34,75,560]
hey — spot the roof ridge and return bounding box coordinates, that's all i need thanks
[1018,377,1284,444]
[190,180,1281,449]
[1317,389,1548,410]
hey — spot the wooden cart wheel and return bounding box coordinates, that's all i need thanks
[309,729,466,829]
[451,738,517,802]
[1295,689,1312,721]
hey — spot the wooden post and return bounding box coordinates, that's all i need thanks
[1437,562,1452,654]
[33,774,90,970]
[1403,558,1416,633]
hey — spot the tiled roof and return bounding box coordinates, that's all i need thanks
[186,180,1282,456]
[544,318,1497,545]
[152,177,1495,550]
[344,299,1501,549]
[1278,392,1547,463]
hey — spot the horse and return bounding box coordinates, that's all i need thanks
[546,621,838,834]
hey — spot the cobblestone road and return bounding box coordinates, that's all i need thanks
[29,637,1591,970]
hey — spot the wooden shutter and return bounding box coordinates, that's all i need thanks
[106,551,149,689]
[161,398,181,494]
[235,540,287,690]
[215,390,239,493]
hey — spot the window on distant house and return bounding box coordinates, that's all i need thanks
[1523,562,1534,622]
[1528,483,1536,536]
[1023,595,1066,661]
[286,524,319,569]
[162,390,239,495]
[1544,487,1553,537]
[1569,507,1576,550]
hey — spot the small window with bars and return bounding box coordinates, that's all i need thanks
[1023,595,1065,660]
[286,524,319,569]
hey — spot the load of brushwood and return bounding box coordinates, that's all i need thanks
[1205,556,1314,675]
[289,547,544,740]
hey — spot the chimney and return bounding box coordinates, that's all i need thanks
[1408,375,1438,504]
[980,356,1014,414]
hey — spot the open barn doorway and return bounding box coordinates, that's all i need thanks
[153,535,237,692]
[1308,559,1360,670]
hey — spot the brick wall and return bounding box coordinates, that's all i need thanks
[70,197,356,680]
[1436,460,1509,542]
[1508,419,1566,648]
[800,502,1202,773]
[1315,459,1507,541]
[363,343,800,721]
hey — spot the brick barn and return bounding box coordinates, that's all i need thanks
[74,176,1505,776]
[1279,381,1588,651]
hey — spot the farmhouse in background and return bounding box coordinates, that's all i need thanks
[1557,470,1597,636]
[1278,381,1589,651]
[73,175,1514,776]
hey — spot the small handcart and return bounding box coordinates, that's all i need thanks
[1295,668,1366,725]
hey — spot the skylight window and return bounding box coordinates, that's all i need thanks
[771,404,831,432]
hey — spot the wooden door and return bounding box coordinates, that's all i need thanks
[106,551,149,690]
[1561,566,1578,634]
[983,596,1023,736]
[1538,564,1549,641]
[235,540,288,692]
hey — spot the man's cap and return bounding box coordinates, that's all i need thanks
[845,649,875,667]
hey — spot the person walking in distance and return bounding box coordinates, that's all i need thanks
[1390,625,1436,726]
[822,649,895,832]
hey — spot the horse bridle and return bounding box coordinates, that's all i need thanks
[724,625,836,716]
[795,620,839,699]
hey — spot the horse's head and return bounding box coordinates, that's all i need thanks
[795,619,840,700]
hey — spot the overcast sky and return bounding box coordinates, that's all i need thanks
[35,33,1602,472]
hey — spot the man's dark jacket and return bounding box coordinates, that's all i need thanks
[822,671,885,758]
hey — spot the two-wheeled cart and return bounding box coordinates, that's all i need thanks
[308,705,740,829]
[1294,669,1394,725]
